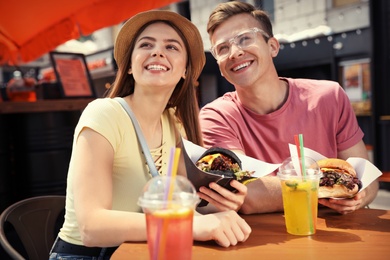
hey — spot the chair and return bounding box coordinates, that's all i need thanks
[0,195,65,260]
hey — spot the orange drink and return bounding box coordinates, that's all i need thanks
[278,156,321,236]
[146,207,194,260]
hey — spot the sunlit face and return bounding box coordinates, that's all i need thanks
[210,27,270,61]
[130,22,188,90]
[210,13,278,88]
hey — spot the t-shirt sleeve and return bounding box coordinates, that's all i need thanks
[335,85,364,151]
[74,99,126,153]
[199,101,244,151]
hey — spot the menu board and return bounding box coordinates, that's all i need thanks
[50,52,95,98]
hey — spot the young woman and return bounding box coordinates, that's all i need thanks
[49,10,251,259]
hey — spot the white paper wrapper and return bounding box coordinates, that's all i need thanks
[183,140,281,207]
[183,140,281,178]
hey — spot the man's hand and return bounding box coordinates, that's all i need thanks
[318,190,366,214]
[197,180,247,212]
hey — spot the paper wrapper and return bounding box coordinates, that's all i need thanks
[288,144,382,195]
[182,140,382,206]
[183,140,280,206]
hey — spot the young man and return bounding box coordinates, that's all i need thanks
[199,1,379,215]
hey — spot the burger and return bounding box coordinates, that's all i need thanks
[195,147,255,184]
[317,158,362,198]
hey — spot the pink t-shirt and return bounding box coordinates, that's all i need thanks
[199,78,364,164]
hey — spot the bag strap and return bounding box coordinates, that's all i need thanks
[115,97,159,177]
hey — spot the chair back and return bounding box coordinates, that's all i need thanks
[0,195,65,260]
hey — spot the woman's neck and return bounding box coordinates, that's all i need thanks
[124,95,164,149]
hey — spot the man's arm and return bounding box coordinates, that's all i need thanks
[224,149,283,214]
[239,176,284,214]
[338,140,379,206]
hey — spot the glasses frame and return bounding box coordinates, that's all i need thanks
[210,27,270,60]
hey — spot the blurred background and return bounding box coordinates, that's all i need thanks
[0,0,389,214]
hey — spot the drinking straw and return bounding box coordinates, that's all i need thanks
[167,148,181,200]
[156,147,181,260]
[166,147,175,177]
[296,134,314,234]
[298,134,307,180]
[294,135,303,176]
[294,135,300,157]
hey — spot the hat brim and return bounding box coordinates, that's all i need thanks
[114,10,205,83]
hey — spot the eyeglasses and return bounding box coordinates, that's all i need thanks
[210,28,270,60]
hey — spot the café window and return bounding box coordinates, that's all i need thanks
[338,58,371,115]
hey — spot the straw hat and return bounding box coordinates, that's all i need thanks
[114,10,206,84]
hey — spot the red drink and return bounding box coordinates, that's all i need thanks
[7,90,37,102]
[138,175,199,260]
[146,207,194,260]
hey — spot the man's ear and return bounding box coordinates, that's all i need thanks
[268,37,280,58]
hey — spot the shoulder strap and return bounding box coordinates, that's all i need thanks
[115,97,159,177]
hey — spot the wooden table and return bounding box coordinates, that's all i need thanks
[111,208,390,259]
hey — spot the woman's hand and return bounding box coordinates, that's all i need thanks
[193,210,251,247]
[198,180,247,212]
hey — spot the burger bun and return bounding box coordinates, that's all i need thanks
[317,158,356,177]
[318,184,359,199]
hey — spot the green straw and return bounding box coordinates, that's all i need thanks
[298,134,307,181]
[298,134,314,234]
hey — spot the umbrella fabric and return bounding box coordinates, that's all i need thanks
[0,0,180,65]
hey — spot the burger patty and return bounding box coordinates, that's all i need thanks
[210,155,239,172]
[196,153,254,180]
[320,171,362,190]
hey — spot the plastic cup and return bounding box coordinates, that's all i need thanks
[277,156,321,236]
[138,175,199,260]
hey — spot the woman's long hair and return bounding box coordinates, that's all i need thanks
[106,21,203,146]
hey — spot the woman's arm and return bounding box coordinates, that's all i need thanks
[72,128,147,247]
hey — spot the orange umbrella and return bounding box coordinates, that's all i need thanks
[0,0,180,65]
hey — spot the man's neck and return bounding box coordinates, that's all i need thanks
[237,78,289,115]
